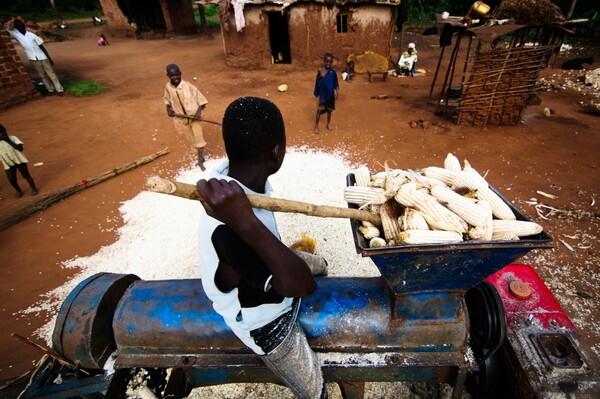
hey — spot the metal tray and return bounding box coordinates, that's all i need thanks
[347,174,553,293]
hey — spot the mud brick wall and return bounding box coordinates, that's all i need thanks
[0,29,39,111]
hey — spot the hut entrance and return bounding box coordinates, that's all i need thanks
[268,12,291,64]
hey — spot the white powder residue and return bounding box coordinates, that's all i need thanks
[20,148,377,345]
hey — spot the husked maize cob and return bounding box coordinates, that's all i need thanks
[492,220,543,237]
[399,230,463,244]
[358,225,380,239]
[430,185,488,227]
[407,170,446,189]
[422,166,457,186]
[468,226,487,240]
[476,200,493,240]
[352,166,371,187]
[371,172,387,188]
[491,231,520,241]
[344,186,386,207]
[380,200,404,243]
[369,237,387,248]
[452,169,516,220]
[394,183,468,233]
[399,208,430,231]
[444,153,461,173]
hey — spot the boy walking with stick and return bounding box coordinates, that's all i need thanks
[163,64,209,170]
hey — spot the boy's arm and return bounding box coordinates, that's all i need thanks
[38,44,54,66]
[2,136,24,152]
[197,178,317,298]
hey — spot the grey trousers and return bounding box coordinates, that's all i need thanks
[30,59,64,93]
[261,320,325,399]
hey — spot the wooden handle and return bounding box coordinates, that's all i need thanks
[171,113,222,126]
[145,176,381,225]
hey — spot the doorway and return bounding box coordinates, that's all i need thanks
[268,12,291,64]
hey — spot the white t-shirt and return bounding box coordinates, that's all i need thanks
[198,161,293,355]
[8,29,48,61]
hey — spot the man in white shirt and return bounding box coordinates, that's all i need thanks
[7,19,64,96]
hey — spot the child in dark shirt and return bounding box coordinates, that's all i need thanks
[313,53,339,134]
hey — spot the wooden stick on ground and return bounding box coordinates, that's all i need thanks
[146,176,382,226]
[0,147,171,231]
[171,113,222,126]
[12,333,88,374]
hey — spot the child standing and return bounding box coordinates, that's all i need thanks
[197,97,328,399]
[0,124,39,198]
[163,64,209,170]
[313,53,339,134]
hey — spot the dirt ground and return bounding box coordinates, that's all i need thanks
[0,23,598,391]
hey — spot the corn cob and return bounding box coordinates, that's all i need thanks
[344,186,386,207]
[491,231,520,241]
[358,225,380,239]
[380,200,404,244]
[394,183,468,233]
[399,208,430,231]
[476,200,493,240]
[492,220,543,237]
[444,153,462,173]
[430,185,488,227]
[422,166,457,186]
[371,172,387,188]
[399,230,463,244]
[407,170,446,189]
[452,168,516,220]
[369,237,387,248]
[352,166,371,187]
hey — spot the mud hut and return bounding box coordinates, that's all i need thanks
[205,0,401,68]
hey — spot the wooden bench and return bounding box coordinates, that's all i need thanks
[367,69,388,82]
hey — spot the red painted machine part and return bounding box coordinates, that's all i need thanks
[485,264,576,331]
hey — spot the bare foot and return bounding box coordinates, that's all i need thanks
[313,127,319,134]
[326,124,332,130]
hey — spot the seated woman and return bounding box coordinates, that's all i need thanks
[397,43,418,77]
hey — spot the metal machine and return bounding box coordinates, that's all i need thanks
[19,186,600,399]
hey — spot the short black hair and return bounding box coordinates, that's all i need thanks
[166,64,180,74]
[222,97,285,164]
[0,124,6,134]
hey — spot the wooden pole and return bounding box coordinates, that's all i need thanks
[12,333,88,373]
[145,176,382,226]
[0,148,170,231]
[171,113,222,126]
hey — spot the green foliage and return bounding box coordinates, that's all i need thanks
[0,0,101,21]
[194,4,220,27]
[408,0,474,25]
[62,79,109,96]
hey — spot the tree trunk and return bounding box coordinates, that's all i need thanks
[49,0,64,26]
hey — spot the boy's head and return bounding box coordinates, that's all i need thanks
[13,19,26,35]
[222,97,285,170]
[166,64,182,87]
[0,124,7,139]
[323,53,334,70]
[348,61,355,67]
